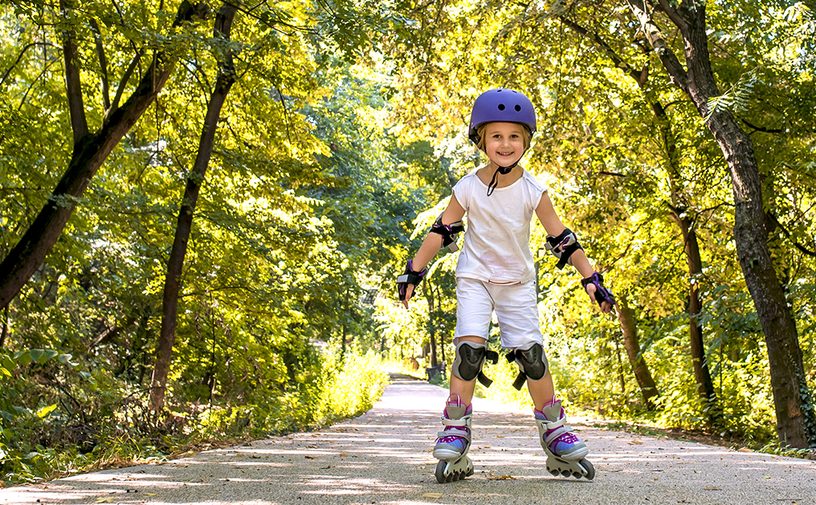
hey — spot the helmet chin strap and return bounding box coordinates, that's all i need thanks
[486,159,520,197]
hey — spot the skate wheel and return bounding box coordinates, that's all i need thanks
[560,470,571,477]
[435,460,447,484]
[549,469,559,476]
[579,459,595,481]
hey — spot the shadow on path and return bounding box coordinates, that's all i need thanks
[1,377,815,504]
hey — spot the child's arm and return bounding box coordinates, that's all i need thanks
[535,192,614,313]
[399,196,466,308]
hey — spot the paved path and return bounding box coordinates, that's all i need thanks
[2,376,815,505]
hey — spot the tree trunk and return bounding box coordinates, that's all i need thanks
[557,14,719,421]
[149,3,238,414]
[617,296,658,409]
[0,1,207,310]
[614,336,626,395]
[673,214,721,424]
[0,305,8,348]
[628,0,814,447]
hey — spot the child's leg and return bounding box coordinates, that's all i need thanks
[526,369,555,410]
[433,335,484,461]
[435,277,492,465]
[527,372,588,461]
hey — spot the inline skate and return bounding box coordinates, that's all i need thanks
[534,399,595,480]
[432,396,474,483]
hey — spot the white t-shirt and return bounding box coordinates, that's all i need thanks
[452,168,547,284]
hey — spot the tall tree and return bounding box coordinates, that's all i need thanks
[0,0,208,309]
[617,296,658,409]
[149,2,238,414]
[624,0,814,446]
[554,14,719,423]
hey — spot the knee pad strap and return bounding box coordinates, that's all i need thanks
[506,343,549,390]
[452,341,499,387]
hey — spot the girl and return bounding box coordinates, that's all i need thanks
[397,88,614,483]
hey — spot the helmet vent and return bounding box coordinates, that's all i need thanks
[497,104,506,110]
[514,105,522,111]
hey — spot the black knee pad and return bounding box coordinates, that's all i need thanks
[453,341,487,381]
[452,341,499,387]
[507,343,549,390]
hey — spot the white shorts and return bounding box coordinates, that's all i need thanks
[454,277,543,350]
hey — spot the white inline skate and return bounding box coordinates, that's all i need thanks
[535,399,595,480]
[432,397,474,483]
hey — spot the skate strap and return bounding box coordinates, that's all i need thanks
[437,428,470,440]
[536,417,570,445]
[440,415,472,440]
[441,416,471,428]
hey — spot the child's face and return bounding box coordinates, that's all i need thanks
[483,122,527,168]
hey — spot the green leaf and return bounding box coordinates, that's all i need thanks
[35,404,57,419]
[28,349,59,364]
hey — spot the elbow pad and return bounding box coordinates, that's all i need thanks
[430,214,465,252]
[545,228,583,269]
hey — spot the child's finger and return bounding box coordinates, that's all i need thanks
[402,285,415,308]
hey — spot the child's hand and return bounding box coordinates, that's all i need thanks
[397,260,427,308]
[585,283,613,314]
[401,284,415,309]
[581,272,615,314]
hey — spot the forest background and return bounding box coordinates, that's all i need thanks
[1,0,815,485]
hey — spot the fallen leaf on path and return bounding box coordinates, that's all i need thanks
[422,492,443,499]
[487,474,515,480]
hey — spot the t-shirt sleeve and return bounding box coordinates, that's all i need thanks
[525,173,548,212]
[452,175,472,211]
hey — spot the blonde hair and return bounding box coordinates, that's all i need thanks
[476,123,532,152]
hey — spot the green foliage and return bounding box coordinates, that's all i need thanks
[1,0,816,486]
[0,348,387,484]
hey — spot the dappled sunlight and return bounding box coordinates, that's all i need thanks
[64,471,173,482]
[3,379,815,505]
[300,476,417,495]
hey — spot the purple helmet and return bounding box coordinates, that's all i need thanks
[468,88,536,144]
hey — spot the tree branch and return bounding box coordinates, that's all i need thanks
[655,0,689,33]
[0,42,51,91]
[89,18,111,111]
[108,49,143,119]
[626,0,690,93]
[768,213,816,257]
[742,118,784,135]
[17,55,60,111]
[557,16,643,84]
[59,0,89,142]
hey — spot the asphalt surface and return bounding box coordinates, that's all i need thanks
[2,376,815,505]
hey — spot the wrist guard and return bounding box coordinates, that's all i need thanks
[397,260,428,301]
[546,228,583,269]
[581,272,615,308]
[430,214,465,252]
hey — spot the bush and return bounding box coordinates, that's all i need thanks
[0,347,389,485]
